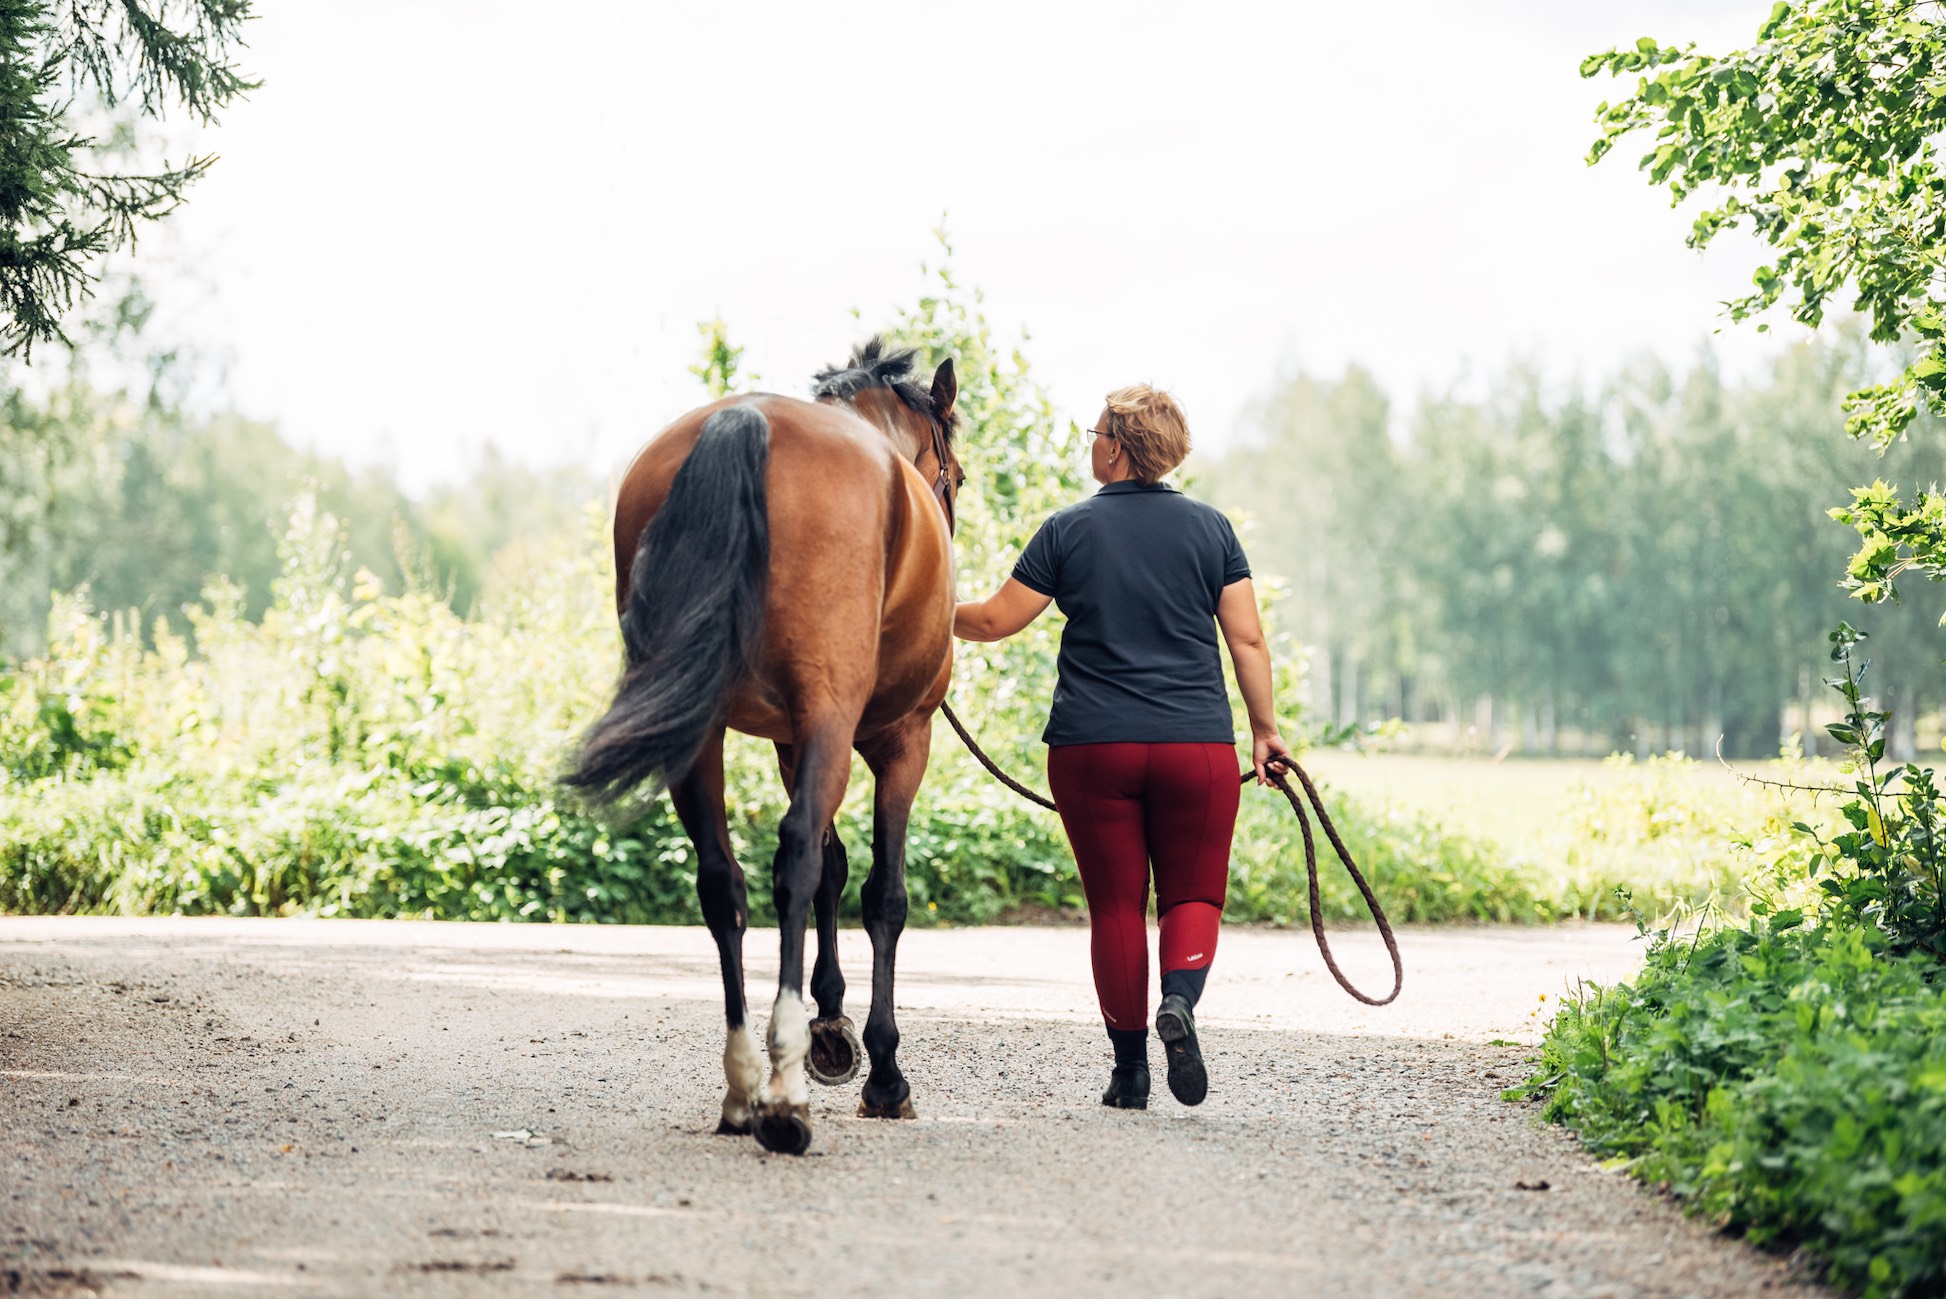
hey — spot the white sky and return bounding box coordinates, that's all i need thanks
[131,0,1793,492]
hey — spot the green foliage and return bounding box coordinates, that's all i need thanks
[1518,919,1946,1298]
[1828,474,1946,612]
[1307,751,1845,926]
[1521,628,1946,1299]
[0,502,677,919]
[1581,0,1946,608]
[879,228,1086,817]
[1199,367,1403,731]
[688,317,755,399]
[0,491,1532,927]
[1541,753,1797,921]
[1792,623,1946,958]
[0,0,255,357]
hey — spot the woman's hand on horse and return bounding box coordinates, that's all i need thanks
[1252,729,1293,786]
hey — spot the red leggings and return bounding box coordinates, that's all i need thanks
[1047,742,1240,1031]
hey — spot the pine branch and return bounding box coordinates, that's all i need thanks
[54,1,257,122]
[0,0,253,359]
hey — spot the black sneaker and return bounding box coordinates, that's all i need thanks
[1101,1062,1150,1109]
[1154,994,1207,1106]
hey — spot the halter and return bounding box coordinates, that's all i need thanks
[923,414,957,534]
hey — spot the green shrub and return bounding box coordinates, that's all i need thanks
[1518,918,1946,1298]
[0,494,1536,926]
[1793,624,1946,959]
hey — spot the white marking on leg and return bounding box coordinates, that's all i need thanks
[721,1024,763,1129]
[764,989,810,1107]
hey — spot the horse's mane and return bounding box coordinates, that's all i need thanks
[811,336,959,443]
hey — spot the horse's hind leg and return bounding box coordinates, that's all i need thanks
[753,723,854,1154]
[668,730,761,1135]
[855,714,931,1120]
[776,743,861,1088]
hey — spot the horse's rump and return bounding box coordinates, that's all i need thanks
[600,394,953,758]
[566,402,772,802]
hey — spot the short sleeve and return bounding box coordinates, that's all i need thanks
[1219,514,1251,585]
[1011,516,1061,596]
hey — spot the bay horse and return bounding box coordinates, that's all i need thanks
[565,338,963,1155]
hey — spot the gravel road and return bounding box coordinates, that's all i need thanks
[2,918,1823,1298]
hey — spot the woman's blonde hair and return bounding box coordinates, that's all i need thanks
[1102,384,1190,484]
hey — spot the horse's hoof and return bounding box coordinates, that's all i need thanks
[856,1095,917,1120]
[807,1015,862,1086]
[857,1076,916,1120]
[714,1115,752,1136]
[752,1103,813,1155]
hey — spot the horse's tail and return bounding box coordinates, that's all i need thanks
[566,404,770,804]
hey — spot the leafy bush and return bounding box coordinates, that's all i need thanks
[0,495,1529,926]
[1522,624,1946,1298]
[1518,919,1946,1298]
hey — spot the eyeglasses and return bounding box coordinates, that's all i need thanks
[1085,427,1115,441]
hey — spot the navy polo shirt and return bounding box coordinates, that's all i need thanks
[1011,481,1251,746]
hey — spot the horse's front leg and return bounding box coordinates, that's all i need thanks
[854,714,931,1120]
[808,829,863,1085]
[667,730,762,1135]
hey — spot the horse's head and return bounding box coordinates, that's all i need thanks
[812,337,964,534]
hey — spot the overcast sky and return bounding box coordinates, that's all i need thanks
[133,0,1791,491]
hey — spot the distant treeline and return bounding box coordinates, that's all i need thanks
[0,378,602,659]
[1199,332,1946,759]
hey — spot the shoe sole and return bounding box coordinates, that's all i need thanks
[1155,1005,1208,1106]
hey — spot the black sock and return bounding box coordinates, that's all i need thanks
[1107,1026,1149,1067]
[1161,964,1210,1008]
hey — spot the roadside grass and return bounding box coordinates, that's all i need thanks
[1304,751,1842,922]
[1513,919,1946,1298]
[0,503,1835,930]
[0,504,1554,927]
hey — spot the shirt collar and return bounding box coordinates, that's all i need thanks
[1096,480,1177,496]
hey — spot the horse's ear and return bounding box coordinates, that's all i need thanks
[930,358,958,422]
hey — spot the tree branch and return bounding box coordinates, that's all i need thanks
[1715,736,1851,795]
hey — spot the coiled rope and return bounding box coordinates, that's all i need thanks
[939,700,1402,1006]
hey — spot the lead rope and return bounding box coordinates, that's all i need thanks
[939,699,1403,1006]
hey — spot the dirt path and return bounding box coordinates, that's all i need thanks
[3,918,1820,1298]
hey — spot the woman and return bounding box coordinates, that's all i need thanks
[954,384,1291,1110]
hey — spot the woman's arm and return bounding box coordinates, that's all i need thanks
[1215,578,1293,785]
[955,578,1053,643]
